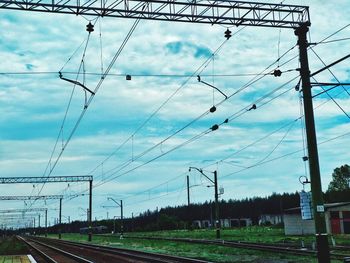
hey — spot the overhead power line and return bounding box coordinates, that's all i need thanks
[36,18,141,199]
[90,40,299,183]
[220,128,350,180]
[71,73,300,199]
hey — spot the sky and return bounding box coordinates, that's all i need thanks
[0,0,349,228]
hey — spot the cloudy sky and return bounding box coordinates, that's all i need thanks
[0,0,349,227]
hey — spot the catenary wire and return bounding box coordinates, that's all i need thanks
[310,47,350,97]
[34,18,141,201]
[90,43,299,182]
[38,23,350,214]
[87,35,232,176]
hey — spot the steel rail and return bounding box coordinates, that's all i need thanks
[31,236,213,263]
[18,236,59,263]
[21,236,94,263]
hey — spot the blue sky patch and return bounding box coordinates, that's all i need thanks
[165,41,212,59]
[25,63,35,70]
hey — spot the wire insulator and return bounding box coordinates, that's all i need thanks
[224,29,232,40]
[211,124,219,131]
[273,69,282,77]
[210,106,216,113]
[248,104,257,111]
[86,22,94,33]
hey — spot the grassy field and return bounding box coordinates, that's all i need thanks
[0,255,31,263]
[126,226,350,246]
[48,227,349,263]
[0,236,28,255]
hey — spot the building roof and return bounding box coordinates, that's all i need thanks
[284,202,350,214]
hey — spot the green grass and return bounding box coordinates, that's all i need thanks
[0,255,31,263]
[126,226,350,247]
[0,236,28,255]
[47,229,347,263]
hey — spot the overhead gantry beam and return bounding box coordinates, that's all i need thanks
[0,208,48,213]
[0,0,309,28]
[0,195,63,200]
[0,176,93,184]
[0,213,39,218]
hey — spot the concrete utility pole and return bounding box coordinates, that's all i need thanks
[59,197,62,239]
[107,198,123,237]
[45,209,48,237]
[189,167,220,239]
[213,171,219,239]
[38,214,41,235]
[295,24,330,263]
[187,175,190,206]
[88,179,93,242]
[187,175,191,230]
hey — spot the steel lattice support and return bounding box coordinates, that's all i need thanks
[0,208,47,213]
[0,175,93,184]
[0,0,309,28]
[0,213,39,219]
[0,175,94,241]
[0,195,63,200]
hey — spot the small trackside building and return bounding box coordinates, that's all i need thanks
[284,202,350,235]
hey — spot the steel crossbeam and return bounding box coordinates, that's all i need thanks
[0,176,93,184]
[0,0,310,28]
[0,195,63,200]
[0,208,47,213]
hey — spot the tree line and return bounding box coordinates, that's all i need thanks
[2,164,349,235]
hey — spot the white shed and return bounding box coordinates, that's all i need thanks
[284,202,350,235]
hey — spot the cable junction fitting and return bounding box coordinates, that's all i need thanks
[197,75,228,99]
[248,104,257,111]
[59,72,95,95]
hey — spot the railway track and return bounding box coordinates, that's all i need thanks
[123,235,350,260]
[18,236,93,263]
[20,236,213,263]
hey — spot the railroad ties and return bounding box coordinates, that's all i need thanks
[18,236,212,263]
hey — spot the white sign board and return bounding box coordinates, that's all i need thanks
[299,190,313,220]
[316,205,325,212]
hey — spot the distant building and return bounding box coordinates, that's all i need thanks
[259,214,283,225]
[201,220,211,228]
[284,202,350,235]
[229,218,252,227]
[192,218,252,229]
[220,219,230,228]
[192,220,202,228]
